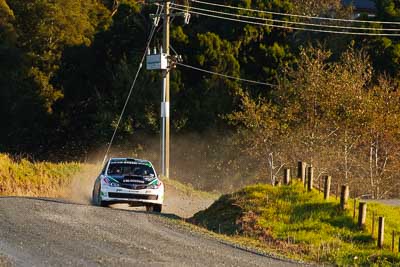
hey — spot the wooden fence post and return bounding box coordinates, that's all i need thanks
[372,212,376,238]
[358,202,367,229]
[297,161,307,185]
[353,198,357,219]
[284,168,291,185]
[319,177,322,194]
[297,161,302,179]
[392,231,395,253]
[378,217,385,249]
[323,176,331,200]
[307,166,313,192]
[336,184,339,200]
[340,185,349,210]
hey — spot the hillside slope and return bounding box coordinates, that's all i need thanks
[191,182,400,266]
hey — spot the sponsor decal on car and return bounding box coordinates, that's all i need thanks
[123,179,145,183]
[110,161,153,167]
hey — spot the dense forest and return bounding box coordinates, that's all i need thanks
[1,0,400,196]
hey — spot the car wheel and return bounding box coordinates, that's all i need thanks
[153,204,162,213]
[98,190,108,207]
[93,185,108,207]
[91,190,97,205]
[145,205,154,212]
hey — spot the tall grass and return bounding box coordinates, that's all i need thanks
[0,153,81,197]
[191,181,400,266]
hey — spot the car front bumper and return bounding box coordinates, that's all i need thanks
[100,185,164,205]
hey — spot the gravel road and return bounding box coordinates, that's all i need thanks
[0,197,301,267]
[366,199,400,206]
[109,182,216,219]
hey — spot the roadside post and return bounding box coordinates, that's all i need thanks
[307,166,313,192]
[284,168,291,185]
[378,217,385,249]
[340,185,349,210]
[358,202,367,229]
[323,175,331,200]
[297,161,307,185]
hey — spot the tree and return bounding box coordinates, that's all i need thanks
[225,45,398,194]
[362,77,400,197]
[175,32,241,130]
[226,91,284,185]
[292,0,343,16]
[7,0,111,113]
[375,0,400,20]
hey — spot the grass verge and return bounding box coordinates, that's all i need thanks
[190,181,400,266]
[0,153,82,197]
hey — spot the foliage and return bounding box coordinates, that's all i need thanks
[292,0,343,16]
[191,182,400,265]
[8,0,111,112]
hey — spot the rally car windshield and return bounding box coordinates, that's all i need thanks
[107,163,155,177]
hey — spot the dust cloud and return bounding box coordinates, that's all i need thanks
[56,131,263,219]
[63,163,101,204]
[75,131,258,194]
[61,130,258,205]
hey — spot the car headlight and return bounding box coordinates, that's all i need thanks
[102,177,120,187]
[147,180,162,189]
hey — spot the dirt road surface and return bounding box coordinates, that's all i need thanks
[367,199,400,207]
[0,183,302,266]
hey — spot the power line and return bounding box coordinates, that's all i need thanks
[171,5,400,36]
[172,3,400,32]
[170,6,400,36]
[102,5,163,166]
[190,0,400,26]
[176,62,276,87]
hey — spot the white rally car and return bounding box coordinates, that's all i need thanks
[92,158,164,212]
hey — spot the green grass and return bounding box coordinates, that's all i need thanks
[191,181,400,266]
[0,153,82,197]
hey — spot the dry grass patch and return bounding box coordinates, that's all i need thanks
[0,153,81,197]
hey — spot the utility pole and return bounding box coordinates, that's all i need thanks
[147,0,187,178]
[161,0,170,178]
